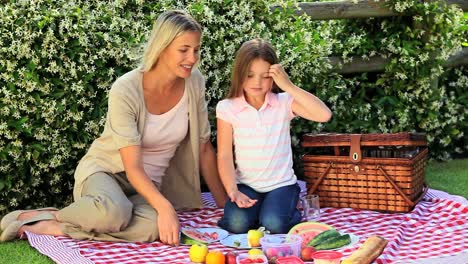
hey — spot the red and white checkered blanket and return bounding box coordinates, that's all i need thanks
[26,182,468,264]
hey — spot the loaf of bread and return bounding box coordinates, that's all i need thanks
[341,236,388,264]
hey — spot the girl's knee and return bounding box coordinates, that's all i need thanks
[259,215,290,234]
[218,213,252,234]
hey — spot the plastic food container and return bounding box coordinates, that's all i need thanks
[260,234,302,263]
[236,253,268,264]
[276,255,305,264]
[311,251,343,264]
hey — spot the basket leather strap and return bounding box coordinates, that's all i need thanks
[307,163,332,195]
[350,134,362,163]
[378,166,415,207]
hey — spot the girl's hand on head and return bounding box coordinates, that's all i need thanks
[230,190,257,208]
[268,64,293,92]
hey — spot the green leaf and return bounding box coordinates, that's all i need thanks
[376,78,386,85]
[32,144,46,152]
[8,117,28,129]
[450,128,460,135]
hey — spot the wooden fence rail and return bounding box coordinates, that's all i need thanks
[272,0,468,73]
[331,47,468,74]
[272,0,468,20]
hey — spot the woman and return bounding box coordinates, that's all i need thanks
[0,10,226,246]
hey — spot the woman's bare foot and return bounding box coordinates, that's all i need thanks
[14,210,63,238]
[18,219,64,238]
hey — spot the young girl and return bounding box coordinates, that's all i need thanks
[216,38,332,234]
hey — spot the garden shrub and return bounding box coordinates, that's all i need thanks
[0,0,156,212]
[323,0,466,160]
[0,0,465,213]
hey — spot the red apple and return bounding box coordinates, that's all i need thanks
[225,251,237,264]
[300,246,316,261]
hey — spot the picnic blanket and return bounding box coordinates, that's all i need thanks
[26,181,468,264]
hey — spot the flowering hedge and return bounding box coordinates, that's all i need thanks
[0,0,465,212]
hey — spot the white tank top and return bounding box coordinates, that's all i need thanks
[141,89,188,189]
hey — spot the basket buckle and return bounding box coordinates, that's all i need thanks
[349,164,364,175]
[354,165,360,172]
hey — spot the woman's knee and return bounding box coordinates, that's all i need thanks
[127,208,159,242]
[88,194,133,233]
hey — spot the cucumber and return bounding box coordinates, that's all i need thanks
[315,234,351,250]
[307,229,340,247]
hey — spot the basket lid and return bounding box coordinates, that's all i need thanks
[302,132,426,147]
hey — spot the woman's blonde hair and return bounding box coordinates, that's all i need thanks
[227,38,280,98]
[142,10,202,72]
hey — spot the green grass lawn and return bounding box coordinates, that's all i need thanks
[0,240,53,264]
[425,158,468,198]
[0,159,466,264]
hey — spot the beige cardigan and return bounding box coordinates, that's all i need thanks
[73,68,210,209]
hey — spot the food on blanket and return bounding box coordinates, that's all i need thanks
[315,234,351,250]
[183,228,219,243]
[233,240,241,247]
[261,234,301,263]
[236,253,268,264]
[248,248,264,256]
[225,251,238,264]
[287,222,333,247]
[206,250,225,264]
[247,227,266,247]
[341,236,388,264]
[300,246,316,261]
[265,247,278,259]
[189,243,209,263]
[180,232,208,245]
[311,251,343,264]
[264,246,295,260]
[276,256,305,264]
[307,229,340,247]
[239,258,267,264]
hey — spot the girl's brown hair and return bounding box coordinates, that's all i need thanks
[226,38,280,98]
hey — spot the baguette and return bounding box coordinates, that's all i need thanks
[341,236,388,264]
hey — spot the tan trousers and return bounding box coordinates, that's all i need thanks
[57,172,159,242]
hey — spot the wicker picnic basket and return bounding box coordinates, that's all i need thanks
[302,132,428,213]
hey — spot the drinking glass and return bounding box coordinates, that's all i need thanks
[300,194,320,221]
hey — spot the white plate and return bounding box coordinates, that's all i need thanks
[181,227,229,244]
[220,234,260,249]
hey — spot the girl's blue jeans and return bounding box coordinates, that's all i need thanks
[218,183,302,234]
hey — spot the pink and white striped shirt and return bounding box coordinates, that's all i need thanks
[216,92,297,192]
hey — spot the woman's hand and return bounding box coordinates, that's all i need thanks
[268,64,294,92]
[229,190,257,208]
[157,202,180,246]
[120,145,182,246]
